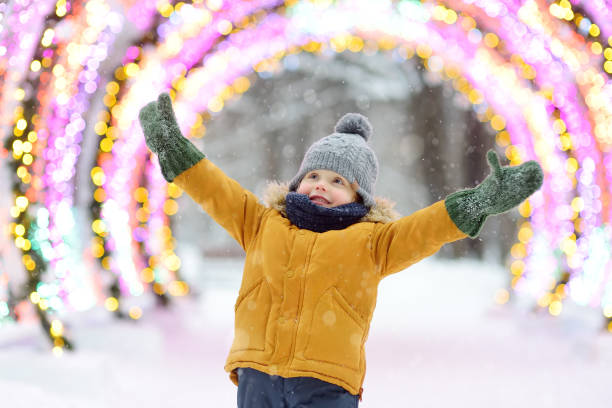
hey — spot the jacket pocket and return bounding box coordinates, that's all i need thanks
[231,278,271,352]
[304,287,365,371]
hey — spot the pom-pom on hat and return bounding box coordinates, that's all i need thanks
[289,113,379,208]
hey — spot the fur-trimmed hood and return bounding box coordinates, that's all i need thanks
[262,182,401,224]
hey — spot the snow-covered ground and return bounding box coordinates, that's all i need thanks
[1,258,611,407]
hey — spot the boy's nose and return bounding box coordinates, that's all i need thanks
[315,183,327,191]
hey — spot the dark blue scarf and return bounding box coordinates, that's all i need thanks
[285,192,369,233]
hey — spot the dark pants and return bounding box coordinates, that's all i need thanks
[237,367,359,408]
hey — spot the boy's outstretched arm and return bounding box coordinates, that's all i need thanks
[373,150,542,278]
[444,150,543,238]
[138,93,265,250]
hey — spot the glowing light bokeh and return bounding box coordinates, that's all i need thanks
[1,0,612,346]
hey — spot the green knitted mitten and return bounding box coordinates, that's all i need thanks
[138,93,204,182]
[444,150,543,238]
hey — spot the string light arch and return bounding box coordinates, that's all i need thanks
[1,0,612,350]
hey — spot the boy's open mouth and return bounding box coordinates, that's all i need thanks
[309,195,330,205]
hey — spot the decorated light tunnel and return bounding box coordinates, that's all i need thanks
[1,0,612,350]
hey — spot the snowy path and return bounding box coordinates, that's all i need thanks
[1,258,611,407]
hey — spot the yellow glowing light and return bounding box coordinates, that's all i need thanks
[22,141,32,153]
[39,298,49,310]
[25,259,36,271]
[522,65,536,80]
[167,183,182,198]
[22,239,31,251]
[22,153,33,165]
[571,197,584,212]
[591,42,603,55]
[14,224,25,236]
[115,67,127,81]
[511,243,526,259]
[608,321,612,333]
[330,35,347,53]
[490,115,506,131]
[94,188,106,203]
[141,268,155,283]
[461,16,476,31]
[91,167,106,186]
[134,187,149,203]
[92,242,105,258]
[220,86,234,101]
[106,81,120,95]
[432,5,446,21]
[494,288,510,305]
[92,219,107,234]
[495,130,511,147]
[348,36,364,53]
[101,256,111,270]
[604,305,612,318]
[41,28,55,47]
[416,44,432,59]
[129,306,143,320]
[510,260,525,275]
[518,200,532,217]
[207,97,224,112]
[105,297,119,312]
[589,24,601,37]
[169,281,190,297]
[14,237,25,249]
[538,293,552,307]
[16,196,29,210]
[443,9,457,25]
[56,0,67,17]
[17,166,27,178]
[94,121,108,135]
[28,131,38,142]
[158,2,174,17]
[103,94,116,107]
[125,63,140,77]
[163,199,179,215]
[549,300,562,316]
[106,126,118,139]
[30,60,42,72]
[518,225,533,243]
[50,320,64,337]
[30,292,41,304]
[153,283,166,295]
[233,76,251,94]
[604,61,612,74]
[552,119,567,134]
[164,254,181,271]
[559,133,572,151]
[484,33,499,48]
[561,237,577,255]
[565,157,578,173]
[100,138,113,153]
[16,118,27,131]
[468,89,484,104]
[136,208,149,223]
[52,346,64,357]
[10,207,20,218]
[217,19,233,35]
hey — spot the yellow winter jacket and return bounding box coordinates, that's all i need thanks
[173,158,467,397]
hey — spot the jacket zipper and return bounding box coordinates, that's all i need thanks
[288,233,316,366]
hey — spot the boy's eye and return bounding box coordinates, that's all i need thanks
[334,178,344,185]
[308,173,318,179]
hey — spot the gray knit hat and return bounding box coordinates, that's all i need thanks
[289,113,378,208]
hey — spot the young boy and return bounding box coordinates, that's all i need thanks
[139,93,543,407]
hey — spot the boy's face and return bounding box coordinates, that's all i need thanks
[296,169,358,208]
